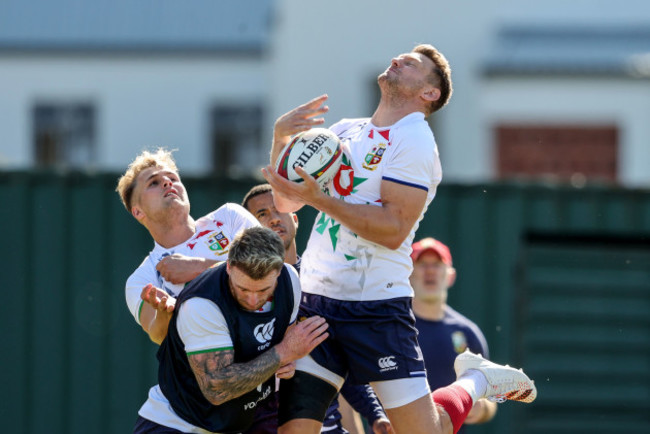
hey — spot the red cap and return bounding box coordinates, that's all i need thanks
[410,237,452,266]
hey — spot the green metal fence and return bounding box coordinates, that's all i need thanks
[2,171,649,434]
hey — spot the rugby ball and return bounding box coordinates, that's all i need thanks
[275,128,343,188]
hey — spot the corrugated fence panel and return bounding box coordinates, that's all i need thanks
[414,183,650,434]
[29,175,71,433]
[1,173,31,434]
[67,175,114,433]
[106,175,161,434]
[516,236,650,433]
[2,172,650,434]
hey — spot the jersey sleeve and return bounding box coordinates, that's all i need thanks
[286,264,302,324]
[125,256,160,325]
[329,118,367,137]
[329,119,347,135]
[383,126,441,192]
[207,203,260,236]
[176,298,233,354]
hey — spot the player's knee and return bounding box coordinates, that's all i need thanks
[278,371,338,425]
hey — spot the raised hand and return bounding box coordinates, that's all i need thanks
[141,283,176,315]
[261,164,325,213]
[274,94,329,140]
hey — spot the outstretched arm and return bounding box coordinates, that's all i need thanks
[268,94,329,213]
[263,166,427,250]
[270,94,329,167]
[138,257,219,344]
[188,316,329,406]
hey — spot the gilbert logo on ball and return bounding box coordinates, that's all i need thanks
[275,128,343,188]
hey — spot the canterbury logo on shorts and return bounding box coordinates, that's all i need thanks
[378,356,398,371]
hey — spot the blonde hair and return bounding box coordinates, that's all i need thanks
[116,148,179,212]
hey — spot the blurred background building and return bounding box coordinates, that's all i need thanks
[1,0,650,185]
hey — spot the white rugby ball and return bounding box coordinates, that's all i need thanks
[275,128,343,188]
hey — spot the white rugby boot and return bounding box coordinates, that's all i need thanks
[454,349,537,403]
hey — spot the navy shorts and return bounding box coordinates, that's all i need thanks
[299,294,426,384]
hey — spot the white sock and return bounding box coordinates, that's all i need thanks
[453,369,488,402]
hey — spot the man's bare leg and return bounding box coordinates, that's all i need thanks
[383,393,453,434]
[278,418,322,434]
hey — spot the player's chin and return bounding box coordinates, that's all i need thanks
[417,289,442,299]
[165,197,187,207]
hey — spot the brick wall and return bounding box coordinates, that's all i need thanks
[496,125,618,182]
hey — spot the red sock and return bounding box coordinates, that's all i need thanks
[432,385,474,434]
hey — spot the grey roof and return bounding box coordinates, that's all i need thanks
[0,0,274,53]
[483,25,650,78]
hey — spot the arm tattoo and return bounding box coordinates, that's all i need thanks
[188,348,281,406]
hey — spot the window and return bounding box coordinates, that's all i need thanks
[33,103,96,169]
[496,125,618,183]
[211,105,263,177]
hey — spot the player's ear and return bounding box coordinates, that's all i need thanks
[292,213,299,228]
[447,266,457,287]
[422,86,441,103]
[131,205,144,221]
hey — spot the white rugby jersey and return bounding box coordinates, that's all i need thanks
[125,203,259,324]
[300,113,442,301]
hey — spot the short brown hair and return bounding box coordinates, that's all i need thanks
[116,148,179,213]
[228,226,285,279]
[412,44,453,115]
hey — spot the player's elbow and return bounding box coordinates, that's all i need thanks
[375,234,406,250]
[381,238,403,250]
[205,395,227,406]
[143,318,168,345]
[384,227,411,250]
[146,328,165,345]
[200,388,229,406]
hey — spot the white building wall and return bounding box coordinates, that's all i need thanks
[270,0,650,187]
[481,77,650,186]
[0,55,267,174]
[1,0,649,186]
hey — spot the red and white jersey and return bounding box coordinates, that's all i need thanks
[300,113,442,301]
[125,203,259,324]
